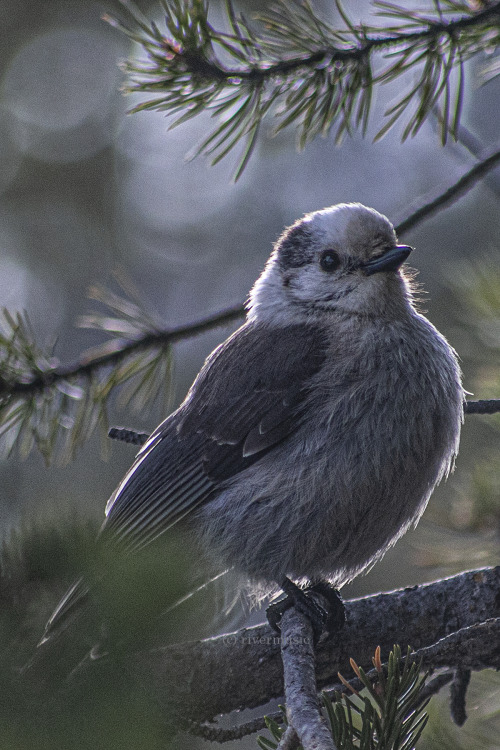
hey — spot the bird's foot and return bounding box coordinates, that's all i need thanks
[266,578,346,643]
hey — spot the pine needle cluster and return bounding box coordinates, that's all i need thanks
[0,278,173,463]
[108,0,500,178]
[258,646,429,750]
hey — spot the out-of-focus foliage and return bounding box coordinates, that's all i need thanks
[0,517,204,749]
[421,670,500,750]
[456,259,500,351]
[110,0,500,178]
[0,278,174,464]
[431,257,500,558]
[258,646,429,750]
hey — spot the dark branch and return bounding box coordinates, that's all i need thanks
[128,567,500,725]
[418,670,454,704]
[184,715,281,743]
[464,399,500,414]
[108,427,150,446]
[395,149,500,235]
[131,2,500,86]
[450,668,471,727]
[0,304,244,398]
[107,397,500,448]
[431,108,500,197]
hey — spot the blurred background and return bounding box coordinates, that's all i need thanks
[0,0,499,748]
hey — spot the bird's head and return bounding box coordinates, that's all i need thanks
[248,203,414,324]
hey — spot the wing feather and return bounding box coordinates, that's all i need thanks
[42,322,328,642]
[101,322,327,553]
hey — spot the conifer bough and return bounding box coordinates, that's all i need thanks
[108,0,500,178]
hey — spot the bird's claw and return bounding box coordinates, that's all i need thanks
[266,578,346,643]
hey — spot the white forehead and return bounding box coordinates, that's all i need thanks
[303,202,394,246]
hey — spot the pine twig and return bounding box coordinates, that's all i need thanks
[432,106,500,196]
[0,304,244,400]
[107,397,500,450]
[450,668,471,726]
[395,148,500,234]
[108,427,150,446]
[464,399,500,414]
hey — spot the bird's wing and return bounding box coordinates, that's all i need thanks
[101,322,327,552]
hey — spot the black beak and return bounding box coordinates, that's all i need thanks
[363,245,412,276]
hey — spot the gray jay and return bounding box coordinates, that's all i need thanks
[42,202,463,643]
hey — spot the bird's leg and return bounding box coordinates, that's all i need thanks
[266,577,346,642]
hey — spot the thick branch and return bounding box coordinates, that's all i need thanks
[415,617,500,671]
[129,566,500,725]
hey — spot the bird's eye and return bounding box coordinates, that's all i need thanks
[320,250,341,273]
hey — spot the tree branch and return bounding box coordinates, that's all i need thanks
[450,667,471,726]
[127,566,500,726]
[431,110,500,197]
[107,395,500,449]
[112,0,500,174]
[279,607,336,750]
[464,399,500,414]
[0,303,244,399]
[124,2,500,86]
[395,148,500,234]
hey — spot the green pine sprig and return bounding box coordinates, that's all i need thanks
[257,645,429,750]
[107,0,500,178]
[0,277,173,463]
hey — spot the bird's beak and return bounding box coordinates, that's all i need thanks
[362,245,412,276]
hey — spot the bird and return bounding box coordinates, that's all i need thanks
[41,202,463,646]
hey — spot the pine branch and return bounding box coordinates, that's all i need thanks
[0,303,244,398]
[395,147,500,234]
[0,299,243,462]
[259,644,429,750]
[108,0,500,176]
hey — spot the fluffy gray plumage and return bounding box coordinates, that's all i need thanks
[42,202,463,641]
